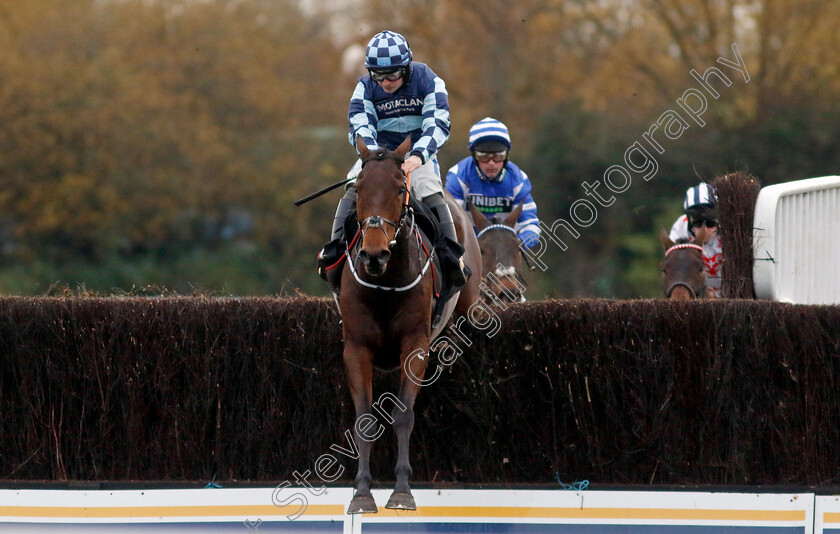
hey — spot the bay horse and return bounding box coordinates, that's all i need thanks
[660,226,708,299]
[468,201,527,303]
[339,136,481,513]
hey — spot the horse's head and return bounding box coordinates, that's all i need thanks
[471,201,526,303]
[354,136,411,276]
[660,227,707,299]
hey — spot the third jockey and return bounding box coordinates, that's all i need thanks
[445,117,541,248]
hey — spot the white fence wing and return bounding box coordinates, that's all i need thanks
[753,175,840,303]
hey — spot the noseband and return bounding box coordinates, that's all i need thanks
[665,281,701,298]
[359,214,405,249]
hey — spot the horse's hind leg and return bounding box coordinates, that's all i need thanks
[385,339,429,510]
[343,343,378,514]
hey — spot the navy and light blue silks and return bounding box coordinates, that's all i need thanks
[445,159,541,248]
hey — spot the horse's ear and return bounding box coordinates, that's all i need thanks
[355,135,371,161]
[468,200,490,231]
[395,135,412,158]
[659,229,674,250]
[504,202,524,227]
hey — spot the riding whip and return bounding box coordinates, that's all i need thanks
[294,177,355,206]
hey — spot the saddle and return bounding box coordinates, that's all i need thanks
[322,197,467,327]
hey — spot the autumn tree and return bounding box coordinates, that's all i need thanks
[0,0,347,293]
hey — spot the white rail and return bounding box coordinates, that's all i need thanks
[753,175,840,304]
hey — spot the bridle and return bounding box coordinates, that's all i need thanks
[356,150,410,250]
[477,224,521,276]
[664,243,705,298]
[347,150,433,292]
[476,223,518,240]
[665,243,704,256]
[665,281,703,298]
[477,223,528,300]
[358,214,406,249]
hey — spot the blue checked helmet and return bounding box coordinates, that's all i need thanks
[365,31,412,69]
[468,117,512,152]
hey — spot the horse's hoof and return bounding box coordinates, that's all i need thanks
[347,494,378,514]
[385,492,416,510]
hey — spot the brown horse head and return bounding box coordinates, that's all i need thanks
[660,227,707,299]
[470,200,526,303]
[354,136,412,276]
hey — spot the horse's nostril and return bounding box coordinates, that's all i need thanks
[359,249,389,269]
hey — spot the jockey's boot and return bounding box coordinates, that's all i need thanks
[424,193,469,328]
[317,187,357,283]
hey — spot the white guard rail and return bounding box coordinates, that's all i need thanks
[0,487,828,533]
[753,175,840,303]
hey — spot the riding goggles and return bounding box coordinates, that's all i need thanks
[690,218,718,229]
[369,68,404,82]
[473,150,507,163]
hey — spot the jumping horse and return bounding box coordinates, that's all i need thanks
[339,136,481,513]
[660,226,708,299]
[468,202,528,303]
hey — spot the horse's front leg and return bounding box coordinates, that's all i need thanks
[385,334,430,510]
[343,341,378,514]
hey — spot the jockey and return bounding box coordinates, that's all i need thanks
[668,182,723,298]
[445,118,541,248]
[317,31,467,310]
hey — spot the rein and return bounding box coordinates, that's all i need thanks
[403,170,411,211]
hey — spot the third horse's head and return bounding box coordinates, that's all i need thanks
[660,227,707,299]
[354,136,412,276]
[471,201,526,303]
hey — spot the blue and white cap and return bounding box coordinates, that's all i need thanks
[683,183,716,210]
[468,117,512,152]
[365,31,412,69]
